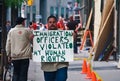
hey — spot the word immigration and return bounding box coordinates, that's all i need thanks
[33,30,74,62]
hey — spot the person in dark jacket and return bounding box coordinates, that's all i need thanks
[66,16,78,54]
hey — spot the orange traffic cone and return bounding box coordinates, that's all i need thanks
[97,78,102,81]
[81,59,87,74]
[91,71,97,81]
[85,62,92,79]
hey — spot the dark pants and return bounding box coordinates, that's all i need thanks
[74,40,78,53]
[12,59,29,81]
[74,33,78,53]
[44,67,68,81]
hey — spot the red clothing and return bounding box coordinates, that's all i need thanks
[32,23,37,30]
[45,24,48,29]
[57,21,65,30]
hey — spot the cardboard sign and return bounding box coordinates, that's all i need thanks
[33,30,74,62]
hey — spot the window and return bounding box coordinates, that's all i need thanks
[32,5,36,14]
[55,7,59,18]
[50,7,54,15]
[61,7,64,17]
[66,8,69,19]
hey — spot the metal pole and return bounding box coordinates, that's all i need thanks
[30,6,33,21]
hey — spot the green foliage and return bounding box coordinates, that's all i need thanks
[4,0,25,7]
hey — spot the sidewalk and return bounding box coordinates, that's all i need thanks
[28,50,120,81]
[28,61,43,81]
[27,50,89,81]
[28,59,91,81]
[92,61,120,81]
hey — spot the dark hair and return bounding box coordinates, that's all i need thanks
[47,15,57,22]
[6,20,10,23]
[16,17,26,24]
[32,20,36,23]
[29,22,32,25]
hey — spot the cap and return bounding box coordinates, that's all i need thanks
[16,17,26,24]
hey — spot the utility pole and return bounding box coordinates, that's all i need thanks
[27,0,34,21]
[0,0,7,79]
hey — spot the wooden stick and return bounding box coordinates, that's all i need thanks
[89,4,114,54]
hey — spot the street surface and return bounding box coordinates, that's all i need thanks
[28,50,120,81]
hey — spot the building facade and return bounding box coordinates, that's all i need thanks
[26,0,70,24]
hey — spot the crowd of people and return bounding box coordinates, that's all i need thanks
[27,16,82,31]
[5,15,82,81]
[27,16,82,53]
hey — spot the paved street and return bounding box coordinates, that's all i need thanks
[28,58,90,81]
[28,50,120,81]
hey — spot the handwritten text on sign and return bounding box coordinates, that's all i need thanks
[33,30,74,62]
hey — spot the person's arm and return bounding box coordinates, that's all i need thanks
[6,31,11,57]
[75,23,82,33]
[66,22,70,30]
[27,29,34,59]
[28,29,34,44]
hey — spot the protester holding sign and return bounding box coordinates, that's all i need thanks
[41,15,69,81]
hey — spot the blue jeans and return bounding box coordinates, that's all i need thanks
[12,59,29,81]
[44,67,68,81]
